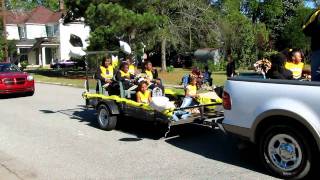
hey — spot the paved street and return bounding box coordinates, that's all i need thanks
[0,83,278,179]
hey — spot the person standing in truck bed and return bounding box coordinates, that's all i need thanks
[266,53,293,80]
[226,55,235,77]
[303,8,320,81]
[285,49,304,80]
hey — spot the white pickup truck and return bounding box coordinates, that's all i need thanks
[222,77,320,179]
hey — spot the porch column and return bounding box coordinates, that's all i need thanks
[38,48,42,66]
[41,47,46,66]
[17,48,21,67]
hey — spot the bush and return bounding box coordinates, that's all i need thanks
[166,65,174,73]
[193,60,226,72]
[20,61,29,70]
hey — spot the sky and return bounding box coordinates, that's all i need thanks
[305,1,316,8]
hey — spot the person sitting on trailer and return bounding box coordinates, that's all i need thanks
[96,55,114,93]
[171,77,199,121]
[141,61,164,94]
[141,61,159,82]
[126,55,137,75]
[202,65,213,86]
[190,67,203,89]
[136,81,152,104]
[115,62,135,90]
[181,77,199,108]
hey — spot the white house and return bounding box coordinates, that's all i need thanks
[5,5,90,66]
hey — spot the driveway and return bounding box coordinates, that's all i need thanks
[0,83,278,179]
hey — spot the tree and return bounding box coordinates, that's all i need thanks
[149,0,220,70]
[5,0,59,11]
[85,2,163,50]
[281,6,313,51]
[65,0,221,71]
[0,18,5,60]
[241,0,305,50]
[215,0,257,67]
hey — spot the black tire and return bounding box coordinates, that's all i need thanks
[26,91,34,96]
[259,125,312,179]
[97,104,117,131]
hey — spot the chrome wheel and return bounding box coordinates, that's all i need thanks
[267,134,302,172]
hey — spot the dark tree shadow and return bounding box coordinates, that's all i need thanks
[39,107,98,128]
[39,110,56,114]
[0,93,31,99]
[26,69,93,79]
[165,124,272,177]
[38,107,273,178]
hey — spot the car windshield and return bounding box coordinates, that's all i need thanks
[0,64,21,72]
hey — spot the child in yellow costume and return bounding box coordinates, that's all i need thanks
[285,49,304,80]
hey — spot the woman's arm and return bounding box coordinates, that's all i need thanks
[148,93,152,103]
[136,92,142,103]
[97,66,108,82]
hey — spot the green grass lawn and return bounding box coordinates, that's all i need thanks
[30,68,228,94]
[158,68,227,86]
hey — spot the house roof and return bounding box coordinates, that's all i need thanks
[6,11,30,24]
[6,6,62,24]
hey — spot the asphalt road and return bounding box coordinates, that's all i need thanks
[0,83,278,179]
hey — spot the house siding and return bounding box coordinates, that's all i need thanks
[26,24,47,39]
[5,6,90,65]
[6,25,20,40]
[59,22,90,60]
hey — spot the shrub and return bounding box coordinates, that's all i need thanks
[166,65,174,73]
[193,60,226,72]
[20,61,29,70]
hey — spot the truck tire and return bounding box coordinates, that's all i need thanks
[259,125,312,179]
[26,91,34,96]
[97,104,117,131]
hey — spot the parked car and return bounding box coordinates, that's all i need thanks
[50,59,85,70]
[222,77,320,179]
[0,63,35,96]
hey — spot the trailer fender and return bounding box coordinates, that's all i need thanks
[97,100,120,115]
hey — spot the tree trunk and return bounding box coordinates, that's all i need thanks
[189,26,192,51]
[161,38,166,71]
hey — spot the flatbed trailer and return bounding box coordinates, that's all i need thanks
[69,33,224,136]
[83,89,224,137]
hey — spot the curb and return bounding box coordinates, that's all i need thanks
[36,81,81,88]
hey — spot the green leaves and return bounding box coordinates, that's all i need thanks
[81,1,164,51]
[65,0,314,69]
[5,0,59,11]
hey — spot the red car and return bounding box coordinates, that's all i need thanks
[0,63,35,96]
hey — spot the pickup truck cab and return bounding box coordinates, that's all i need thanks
[222,77,320,179]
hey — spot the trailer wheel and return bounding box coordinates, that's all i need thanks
[259,125,312,179]
[97,104,117,131]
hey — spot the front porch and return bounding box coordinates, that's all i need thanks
[16,38,60,67]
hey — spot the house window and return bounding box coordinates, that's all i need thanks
[18,26,26,39]
[54,24,59,36]
[46,24,59,37]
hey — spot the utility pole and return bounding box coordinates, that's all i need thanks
[1,0,8,62]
